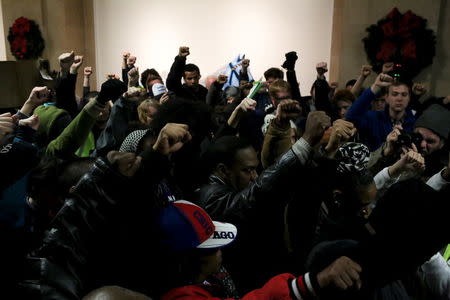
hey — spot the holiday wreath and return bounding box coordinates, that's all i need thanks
[7,17,45,60]
[363,8,436,82]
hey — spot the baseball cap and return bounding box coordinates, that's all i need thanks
[156,200,237,252]
[152,83,168,98]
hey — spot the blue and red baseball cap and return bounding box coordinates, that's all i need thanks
[156,200,237,252]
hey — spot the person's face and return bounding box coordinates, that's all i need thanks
[414,127,443,155]
[356,182,377,219]
[271,91,291,107]
[183,71,200,88]
[386,85,410,113]
[97,102,111,122]
[228,147,259,191]
[372,97,386,111]
[199,249,222,278]
[146,78,162,92]
[145,105,158,126]
[336,100,351,119]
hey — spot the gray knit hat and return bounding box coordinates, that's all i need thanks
[414,104,450,140]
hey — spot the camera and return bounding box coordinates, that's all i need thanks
[396,130,423,149]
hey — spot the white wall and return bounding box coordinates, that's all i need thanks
[0,0,7,61]
[93,0,334,95]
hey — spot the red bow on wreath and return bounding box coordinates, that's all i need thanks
[376,8,424,61]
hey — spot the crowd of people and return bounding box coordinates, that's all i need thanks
[0,45,449,300]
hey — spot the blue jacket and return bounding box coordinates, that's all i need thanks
[346,88,416,151]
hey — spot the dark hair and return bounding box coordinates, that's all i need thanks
[201,136,252,176]
[332,89,355,105]
[333,168,374,215]
[264,68,284,80]
[184,64,200,75]
[345,79,357,87]
[29,156,96,200]
[149,98,211,143]
[141,68,163,88]
[387,81,410,94]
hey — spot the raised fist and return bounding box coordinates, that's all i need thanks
[371,73,393,95]
[107,151,142,177]
[241,59,250,69]
[382,62,394,74]
[303,111,331,146]
[412,83,427,96]
[316,62,328,76]
[179,46,190,57]
[27,86,51,106]
[317,256,362,290]
[217,74,228,85]
[127,55,136,67]
[153,123,192,156]
[122,52,130,59]
[276,99,301,122]
[237,97,257,113]
[361,65,372,77]
[84,66,93,76]
[70,55,84,74]
[59,51,75,71]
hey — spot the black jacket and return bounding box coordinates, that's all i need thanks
[19,151,171,299]
[166,56,207,102]
[194,148,311,294]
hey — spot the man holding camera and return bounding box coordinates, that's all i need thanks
[346,73,416,151]
[370,104,450,187]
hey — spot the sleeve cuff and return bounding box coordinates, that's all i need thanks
[291,137,313,165]
[426,168,450,191]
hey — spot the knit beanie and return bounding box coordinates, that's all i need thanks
[414,104,450,140]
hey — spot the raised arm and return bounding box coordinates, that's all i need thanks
[166,46,189,94]
[351,65,372,97]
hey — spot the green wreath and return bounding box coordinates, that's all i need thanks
[7,17,45,60]
[362,8,436,82]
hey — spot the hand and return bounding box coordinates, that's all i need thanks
[316,256,362,290]
[123,87,145,102]
[382,62,394,74]
[316,62,328,76]
[236,97,257,113]
[70,55,84,74]
[127,55,136,67]
[329,82,339,90]
[444,96,450,105]
[302,111,331,147]
[18,114,39,131]
[59,51,75,71]
[241,59,250,69]
[122,52,130,60]
[275,99,301,124]
[389,149,425,177]
[84,66,93,77]
[325,119,357,154]
[217,74,228,85]
[179,46,190,57]
[361,65,372,77]
[107,151,142,177]
[412,83,427,96]
[153,123,192,156]
[27,86,51,106]
[160,92,170,104]
[371,73,393,95]
[0,113,15,138]
[383,125,403,156]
